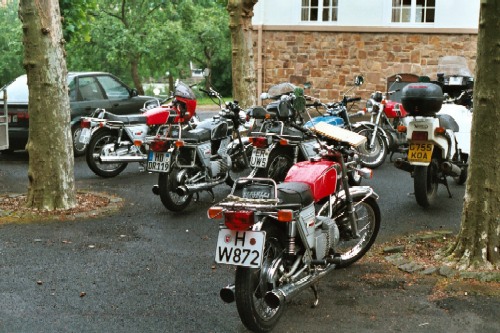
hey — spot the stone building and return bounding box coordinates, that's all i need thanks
[251,0,479,102]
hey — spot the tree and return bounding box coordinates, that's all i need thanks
[227,0,257,107]
[445,0,499,270]
[19,0,76,210]
[0,1,23,84]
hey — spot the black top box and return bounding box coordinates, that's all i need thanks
[401,82,444,116]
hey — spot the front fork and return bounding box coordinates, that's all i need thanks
[338,155,359,238]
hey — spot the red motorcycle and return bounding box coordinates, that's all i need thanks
[208,122,380,332]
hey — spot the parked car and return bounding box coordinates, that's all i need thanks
[0,72,155,156]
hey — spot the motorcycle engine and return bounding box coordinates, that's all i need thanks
[313,216,340,260]
[209,137,232,178]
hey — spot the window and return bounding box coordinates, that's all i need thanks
[301,0,338,22]
[77,77,105,101]
[392,0,435,23]
[96,75,130,100]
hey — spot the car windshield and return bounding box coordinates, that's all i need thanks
[437,56,472,77]
[0,75,29,103]
[267,82,296,99]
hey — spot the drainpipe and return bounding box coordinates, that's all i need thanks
[257,24,263,106]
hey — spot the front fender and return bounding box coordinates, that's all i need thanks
[352,122,390,146]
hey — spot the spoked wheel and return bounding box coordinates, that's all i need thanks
[255,147,293,183]
[414,161,439,207]
[235,225,285,332]
[226,141,253,188]
[321,196,380,268]
[86,130,127,178]
[354,128,388,169]
[158,166,193,212]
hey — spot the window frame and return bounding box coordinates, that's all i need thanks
[301,0,339,23]
[391,0,435,24]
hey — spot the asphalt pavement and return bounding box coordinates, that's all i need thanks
[0,151,499,333]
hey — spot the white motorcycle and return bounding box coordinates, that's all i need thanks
[394,82,469,207]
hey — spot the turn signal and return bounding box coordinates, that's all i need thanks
[279,138,289,146]
[175,140,185,147]
[397,125,407,133]
[134,139,142,147]
[208,206,223,219]
[277,209,293,222]
[434,127,446,135]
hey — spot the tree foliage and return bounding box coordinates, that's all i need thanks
[0,0,23,85]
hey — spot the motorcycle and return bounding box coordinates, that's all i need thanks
[246,81,364,185]
[147,85,253,212]
[360,74,410,165]
[394,81,469,207]
[79,84,200,178]
[208,122,380,332]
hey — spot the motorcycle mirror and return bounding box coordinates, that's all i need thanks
[395,74,402,82]
[354,75,364,86]
[260,92,270,100]
[303,82,312,89]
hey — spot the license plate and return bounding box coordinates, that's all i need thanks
[408,143,434,164]
[215,229,265,268]
[250,148,270,168]
[147,151,171,172]
[8,115,17,123]
[79,128,91,144]
[448,76,463,86]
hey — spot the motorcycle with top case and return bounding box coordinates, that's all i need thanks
[208,123,380,332]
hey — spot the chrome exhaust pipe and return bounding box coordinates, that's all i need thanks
[175,178,227,196]
[442,162,462,177]
[394,158,414,173]
[220,284,235,303]
[98,155,147,163]
[264,263,337,309]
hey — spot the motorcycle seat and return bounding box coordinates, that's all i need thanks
[437,114,459,132]
[103,112,147,125]
[276,182,314,207]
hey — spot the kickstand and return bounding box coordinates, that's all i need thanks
[207,189,215,203]
[310,284,319,308]
[194,193,200,202]
[442,176,453,198]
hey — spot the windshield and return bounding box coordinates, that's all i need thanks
[267,82,296,99]
[437,56,472,77]
[174,81,196,100]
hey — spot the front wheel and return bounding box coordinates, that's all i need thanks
[85,130,128,178]
[72,124,87,157]
[414,162,439,207]
[323,196,380,268]
[255,147,293,183]
[354,128,388,169]
[235,225,286,332]
[158,167,193,212]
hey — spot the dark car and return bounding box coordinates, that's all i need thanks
[0,72,156,155]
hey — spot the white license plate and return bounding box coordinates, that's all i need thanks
[215,229,265,268]
[79,128,91,144]
[250,148,270,168]
[448,76,463,86]
[147,151,171,172]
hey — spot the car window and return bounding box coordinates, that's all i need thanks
[96,75,130,100]
[78,76,105,101]
[68,78,77,102]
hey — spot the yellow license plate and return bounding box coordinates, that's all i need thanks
[408,143,433,163]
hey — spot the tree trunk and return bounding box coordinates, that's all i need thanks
[19,0,76,210]
[227,0,257,107]
[447,0,499,270]
[131,57,145,95]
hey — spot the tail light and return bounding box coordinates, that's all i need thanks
[411,131,428,141]
[150,139,169,152]
[249,136,268,149]
[223,211,255,231]
[81,119,91,128]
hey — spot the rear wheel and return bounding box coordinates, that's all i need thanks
[354,128,387,169]
[86,130,127,178]
[235,224,286,332]
[255,147,293,183]
[414,161,439,207]
[453,165,468,185]
[72,124,87,157]
[226,140,253,188]
[158,166,193,212]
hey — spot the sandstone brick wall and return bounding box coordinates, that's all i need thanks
[255,30,477,103]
